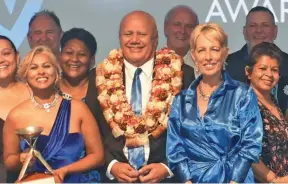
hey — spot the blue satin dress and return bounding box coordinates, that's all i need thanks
[167,71,263,183]
[21,99,100,183]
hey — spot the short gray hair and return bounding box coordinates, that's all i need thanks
[28,10,62,31]
[164,5,199,24]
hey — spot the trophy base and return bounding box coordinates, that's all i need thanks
[15,173,55,184]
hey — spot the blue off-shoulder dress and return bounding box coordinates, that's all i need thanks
[166,71,263,183]
[21,99,100,183]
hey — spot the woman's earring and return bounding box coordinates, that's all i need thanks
[195,64,199,73]
[223,61,227,70]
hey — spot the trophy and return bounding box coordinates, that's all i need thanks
[15,126,54,181]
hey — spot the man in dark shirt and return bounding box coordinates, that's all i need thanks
[226,6,288,83]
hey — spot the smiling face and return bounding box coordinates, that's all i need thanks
[26,52,58,90]
[119,11,158,67]
[28,15,62,55]
[191,33,228,77]
[0,39,19,80]
[165,7,198,52]
[60,38,93,79]
[246,55,279,93]
[243,11,277,50]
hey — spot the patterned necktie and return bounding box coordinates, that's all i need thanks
[129,68,145,170]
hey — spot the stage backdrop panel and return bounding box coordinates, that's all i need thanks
[0,0,287,63]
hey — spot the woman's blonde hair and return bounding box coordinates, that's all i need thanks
[17,45,60,82]
[190,22,228,50]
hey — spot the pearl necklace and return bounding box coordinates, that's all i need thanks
[30,94,59,112]
[198,81,223,101]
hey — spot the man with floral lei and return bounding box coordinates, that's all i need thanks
[86,10,195,183]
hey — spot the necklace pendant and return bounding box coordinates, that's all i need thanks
[30,94,59,112]
[43,103,51,112]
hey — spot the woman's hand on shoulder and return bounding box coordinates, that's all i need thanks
[185,180,192,184]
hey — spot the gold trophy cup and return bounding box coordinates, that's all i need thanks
[15,126,54,181]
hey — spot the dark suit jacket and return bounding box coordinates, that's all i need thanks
[226,44,288,82]
[86,63,195,183]
[226,44,288,114]
[277,75,288,115]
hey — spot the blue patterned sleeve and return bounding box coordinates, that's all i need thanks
[231,87,263,182]
[166,94,191,183]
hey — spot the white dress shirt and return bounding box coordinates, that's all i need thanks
[106,58,173,180]
[124,58,153,111]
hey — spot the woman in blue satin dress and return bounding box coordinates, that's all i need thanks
[166,23,263,183]
[3,46,104,183]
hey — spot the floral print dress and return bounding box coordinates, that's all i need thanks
[258,100,288,176]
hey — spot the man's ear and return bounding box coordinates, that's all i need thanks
[164,21,169,38]
[60,30,64,40]
[27,32,32,47]
[243,26,248,41]
[273,25,278,41]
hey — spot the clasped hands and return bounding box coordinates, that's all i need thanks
[111,162,169,183]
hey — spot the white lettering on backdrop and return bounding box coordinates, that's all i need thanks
[205,0,288,23]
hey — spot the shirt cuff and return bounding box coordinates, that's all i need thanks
[160,163,174,178]
[106,159,118,180]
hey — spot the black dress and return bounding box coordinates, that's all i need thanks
[0,118,19,183]
[0,118,6,182]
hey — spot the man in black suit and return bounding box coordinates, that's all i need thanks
[277,75,288,115]
[226,6,288,82]
[86,11,195,183]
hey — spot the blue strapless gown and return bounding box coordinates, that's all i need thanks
[21,99,100,183]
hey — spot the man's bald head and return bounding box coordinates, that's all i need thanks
[119,11,158,67]
[119,11,158,38]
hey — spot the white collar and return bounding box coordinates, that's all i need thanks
[124,57,154,78]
